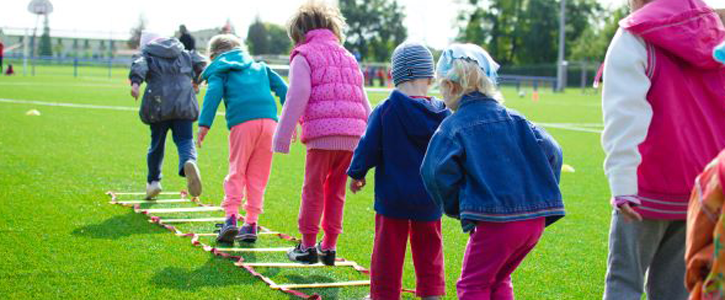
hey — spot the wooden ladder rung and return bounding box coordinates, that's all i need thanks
[238,261,357,268]
[159,217,226,223]
[271,280,370,290]
[139,207,223,214]
[114,199,190,204]
[112,192,179,196]
[214,247,291,253]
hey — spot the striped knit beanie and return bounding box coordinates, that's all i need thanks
[391,42,435,86]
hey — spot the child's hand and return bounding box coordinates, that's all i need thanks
[197,126,209,148]
[192,82,200,94]
[131,83,140,100]
[619,203,643,222]
[350,178,366,194]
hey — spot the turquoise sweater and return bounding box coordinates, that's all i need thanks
[199,49,287,130]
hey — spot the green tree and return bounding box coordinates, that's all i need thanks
[245,18,291,55]
[266,23,292,55]
[341,0,407,62]
[456,0,603,65]
[127,15,146,49]
[570,5,628,62]
[246,17,269,55]
[38,15,53,56]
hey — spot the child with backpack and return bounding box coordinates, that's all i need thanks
[347,42,450,300]
[420,43,565,300]
[196,34,288,244]
[273,1,371,265]
[129,31,206,200]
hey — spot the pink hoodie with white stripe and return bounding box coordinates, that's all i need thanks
[602,0,725,219]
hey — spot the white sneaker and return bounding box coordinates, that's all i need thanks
[146,181,162,200]
[184,160,202,197]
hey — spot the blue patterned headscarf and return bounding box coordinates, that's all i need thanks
[714,41,725,64]
[436,43,500,84]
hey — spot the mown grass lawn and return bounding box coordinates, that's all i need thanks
[0,67,609,299]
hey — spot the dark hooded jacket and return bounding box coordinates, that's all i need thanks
[129,37,206,124]
[348,90,451,221]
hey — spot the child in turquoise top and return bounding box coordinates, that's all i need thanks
[196,34,288,244]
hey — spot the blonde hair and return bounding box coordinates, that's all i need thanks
[287,1,346,45]
[207,34,244,59]
[437,59,502,110]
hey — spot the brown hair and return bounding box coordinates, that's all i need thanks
[207,34,243,59]
[287,1,346,45]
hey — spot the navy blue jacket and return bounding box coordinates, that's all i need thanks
[421,92,565,232]
[348,90,451,221]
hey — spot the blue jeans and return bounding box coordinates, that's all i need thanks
[147,120,197,183]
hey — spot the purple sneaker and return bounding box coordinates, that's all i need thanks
[235,223,258,243]
[215,216,239,244]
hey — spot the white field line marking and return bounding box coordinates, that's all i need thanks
[536,122,603,133]
[0,98,226,116]
[1,98,601,134]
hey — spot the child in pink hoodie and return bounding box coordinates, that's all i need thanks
[274,2,371,265]
[601,0,725,298]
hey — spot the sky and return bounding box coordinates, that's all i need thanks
[2,0,725,49]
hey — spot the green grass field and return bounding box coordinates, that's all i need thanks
[0,67,610,299]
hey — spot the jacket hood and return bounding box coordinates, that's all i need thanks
[142,37,184,59]
[620,0,725,70]
[388,90,450,141]
[202,49,254,80]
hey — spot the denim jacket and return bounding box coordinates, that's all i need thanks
[420,92,564,232]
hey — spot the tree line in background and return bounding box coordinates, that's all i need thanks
[456,0,625,66]
[123,0,628,66]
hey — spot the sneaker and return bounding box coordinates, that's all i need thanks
[145,181,162,200]
[236,223,258,243]
[215,216,239,244]
[316,242,336,266]
[287,243,318,264]
[184,160,202,197]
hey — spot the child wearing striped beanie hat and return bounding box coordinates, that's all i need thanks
[348,41,450,300]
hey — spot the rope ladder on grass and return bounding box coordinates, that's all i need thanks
[107,190,415,299]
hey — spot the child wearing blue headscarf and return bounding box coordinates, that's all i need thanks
[420,43,565,300]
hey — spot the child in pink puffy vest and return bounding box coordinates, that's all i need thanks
[273,1,371,265]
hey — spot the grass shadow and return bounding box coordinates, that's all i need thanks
[71,212,166,240]
[150,257,255,291]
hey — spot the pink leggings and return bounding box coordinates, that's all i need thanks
[457,218,545,300]
[298,149,352,249]
[220,119,276,224]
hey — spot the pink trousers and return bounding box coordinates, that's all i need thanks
[221,119,276,224]
[457,218,545,300]
[298,149,352,249]
[371,214,446,299]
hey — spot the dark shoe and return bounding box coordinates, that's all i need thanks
[215,216,239,244]
[287,243,318,264]
[316,242,336,266]
[184,160,202,197]
[235,223,258,243]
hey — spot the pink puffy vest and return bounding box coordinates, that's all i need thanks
[621,0,725,219]
[290,29,368,143]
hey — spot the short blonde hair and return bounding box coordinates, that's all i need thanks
[287,1,346,45]
[207,34,243,59]
[437,59,502,110]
